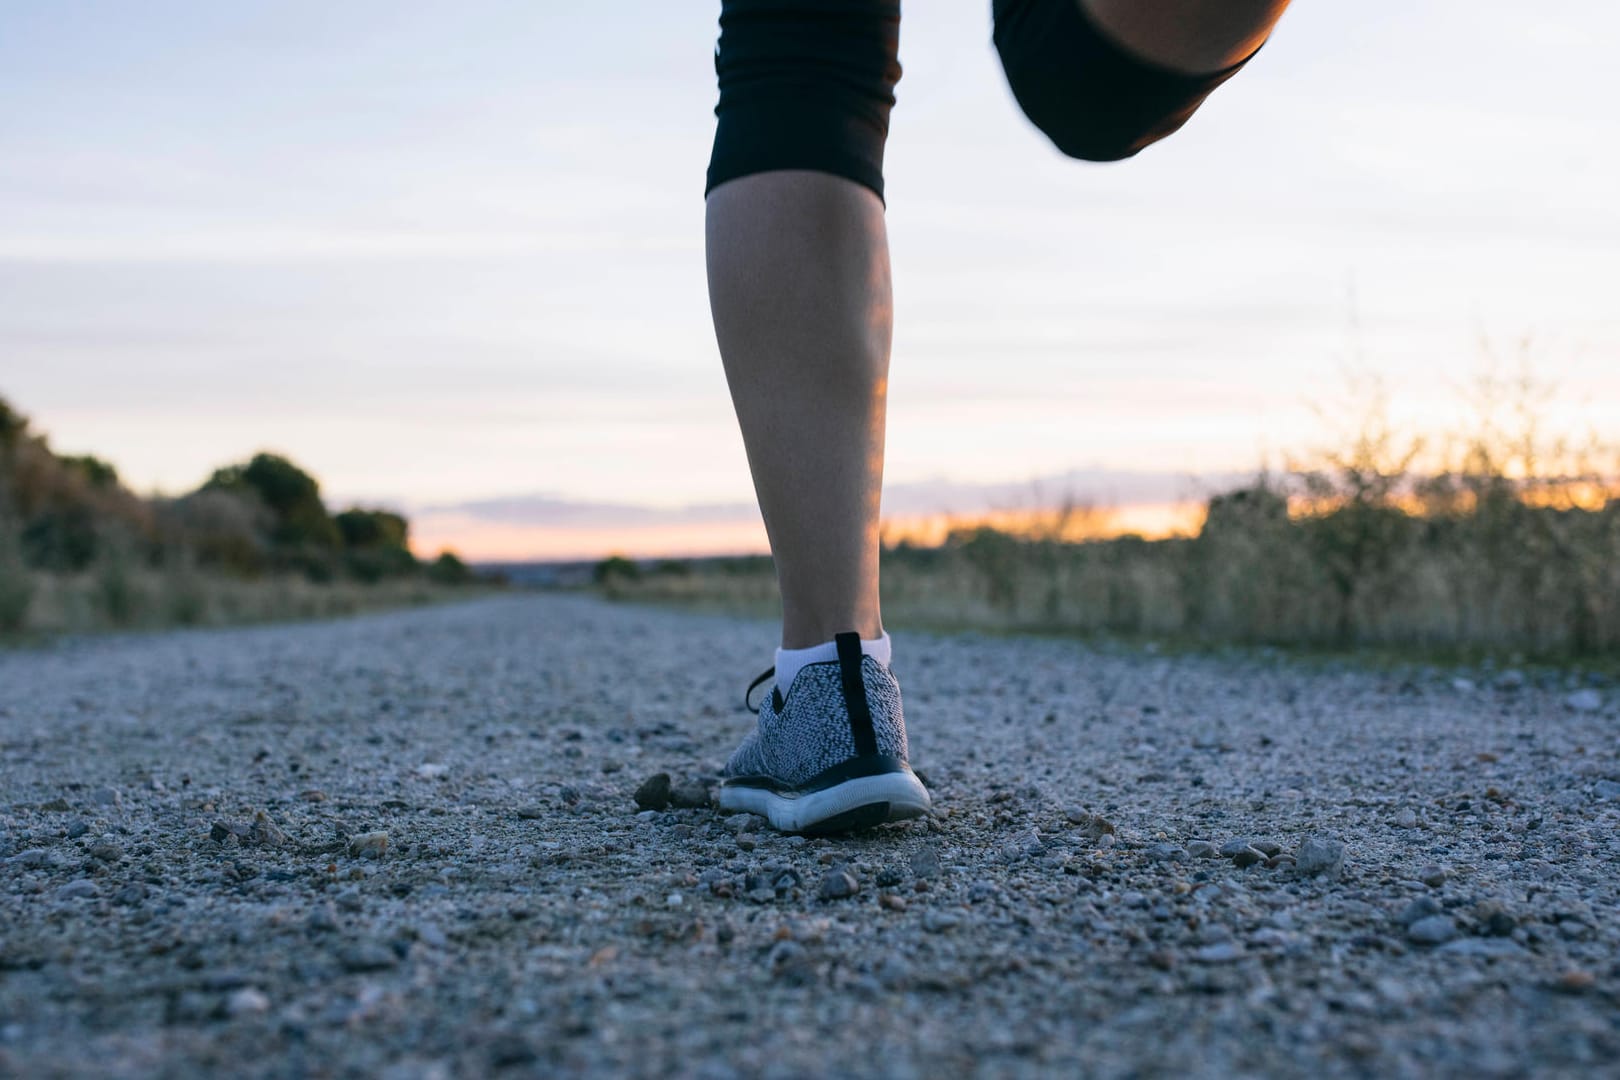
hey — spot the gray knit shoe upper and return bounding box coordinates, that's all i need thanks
[724,653,910,789]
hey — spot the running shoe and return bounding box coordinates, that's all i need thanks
[719,631,931,834]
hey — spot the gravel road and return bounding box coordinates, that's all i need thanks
[1,593,1617,1078]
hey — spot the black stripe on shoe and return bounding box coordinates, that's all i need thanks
[835,631,879,757]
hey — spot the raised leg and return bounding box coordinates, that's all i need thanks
[994,0,1293,161]
[1080,0,1291,75]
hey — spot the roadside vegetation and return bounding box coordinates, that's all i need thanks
[0,396,482,636]
[596,361,1620,662]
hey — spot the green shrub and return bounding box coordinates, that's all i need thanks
[335,508,417,581]
[94,550,143,627]
[206,452,340,553]
[593,555,640,585]
[0,524,33,632]
[154,488,273,575]
[427,551,474,586]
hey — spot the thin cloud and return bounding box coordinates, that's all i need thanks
[421,468,1254,530]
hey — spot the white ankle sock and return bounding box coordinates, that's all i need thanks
[775,631,892,698]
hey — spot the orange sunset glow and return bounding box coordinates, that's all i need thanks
[410,500,1207,562]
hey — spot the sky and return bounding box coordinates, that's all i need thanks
[3,1,1617,559]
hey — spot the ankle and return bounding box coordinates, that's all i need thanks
[775,631,892,697]
[781,614,884,649]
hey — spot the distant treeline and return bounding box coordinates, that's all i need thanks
[596,367,1620,660]
[598,478,1620,658]
[0,395,475,632]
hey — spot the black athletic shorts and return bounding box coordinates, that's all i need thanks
[706,0,1257,203]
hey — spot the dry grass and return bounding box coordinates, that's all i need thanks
[599,359,1620,662]
[601,493,1620,661]
[0,560,487,639]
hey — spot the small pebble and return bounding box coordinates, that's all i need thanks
[307,903,339,933]
[209,821,249,844]
[875,954,910,988]
[1419,865,1447,888]
[1474,901,1516,937]
[249,811,287,847]
[818,869,860,901]
[633,773,672,811]
[111,883,148,905]
[487,1035,538,1068]
[1293,835,1345,879]
[668,779,712,810]
[226,988,271,1016]
[1435,938,1526,958]
[347,832,388,859]
[1565,689,1604,713]
[1192,943,1246,964]
[1070,812,1116,841]
[1407,915,1457,945]
[1232,847,1265,869]
[1397,897,1443,927]
[338,942,398,972]
[909,846,942,880]
[1555,970,1596,994]
[56,879,99,900]
[723,813,765,834]
[766,940,809,981]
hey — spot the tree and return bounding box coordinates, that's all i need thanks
[206,453,340,553]
[57,455,119,489]
[335,508,409,550]
[427,550,474,585]
[335,508,417,581]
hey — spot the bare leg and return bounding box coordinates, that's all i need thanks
[1081,0,1291,74]
[706,170,891,649]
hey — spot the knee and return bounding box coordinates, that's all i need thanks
[707,0,902,202]
[993,0,1246,162]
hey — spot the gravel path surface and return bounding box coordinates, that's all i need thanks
[1,594,1617,1078]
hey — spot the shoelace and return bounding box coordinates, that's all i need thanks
[744,666,774,714]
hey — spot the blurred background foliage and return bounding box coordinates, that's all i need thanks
[0,395,477,634]
[596,361,1620,661]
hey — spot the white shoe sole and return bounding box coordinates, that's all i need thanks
[718,770,932,835]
